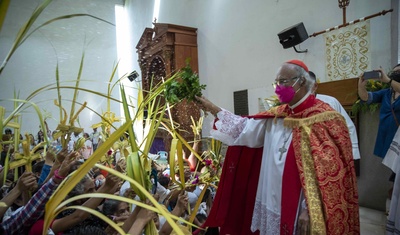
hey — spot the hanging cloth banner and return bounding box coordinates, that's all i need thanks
[324,20,371,81]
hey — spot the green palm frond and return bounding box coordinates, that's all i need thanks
[0,0,53,75]
[0,0,115,75]
[20,14,114,47]
[0,0,10,33]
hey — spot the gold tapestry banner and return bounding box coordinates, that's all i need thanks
[324,20,371,81]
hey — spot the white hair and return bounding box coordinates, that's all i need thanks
[276,63,315,91]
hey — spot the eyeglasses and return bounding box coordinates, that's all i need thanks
[272,76,299,88]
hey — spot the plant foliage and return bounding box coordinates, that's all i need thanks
[164,61,206,103]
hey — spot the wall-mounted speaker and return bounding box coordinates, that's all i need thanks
[277,22,308,49]
[128,70,139,82]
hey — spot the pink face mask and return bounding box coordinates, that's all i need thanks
[274,78,300,103]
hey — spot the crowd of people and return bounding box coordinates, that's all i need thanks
[0,120,217,235]
[1,59,399,235]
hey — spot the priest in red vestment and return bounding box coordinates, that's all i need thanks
[195,60,360,235]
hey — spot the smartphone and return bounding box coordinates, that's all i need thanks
[363,71,381,80]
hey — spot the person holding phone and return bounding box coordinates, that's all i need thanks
[358,64,400,159]
[358,64,400,220]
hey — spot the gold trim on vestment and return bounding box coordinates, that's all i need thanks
[298,125,327,235]
[283,111,345,129]
[282,111,346,235]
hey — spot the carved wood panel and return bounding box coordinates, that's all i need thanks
[136,23,200,154]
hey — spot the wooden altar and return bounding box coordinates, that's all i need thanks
[316,78,358,110]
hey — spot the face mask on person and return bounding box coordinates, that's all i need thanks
[95,178,105,188]
[274,77,301,103]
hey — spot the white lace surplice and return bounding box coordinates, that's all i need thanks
[210,109,298,235]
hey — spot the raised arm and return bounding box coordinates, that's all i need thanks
[159,191,188,235]
[378,67,400,94]
[121,203,142,233]
[0,172,37,219]
[195,96,222,117]
[38,148,57,184]
[357,74,369,101]
[51,173,120,234]
[186,141,199,171]
[42,148,68,184]
[1,150,78,235]
[127,205,158,235]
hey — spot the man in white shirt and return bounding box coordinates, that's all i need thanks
[90,128,100,151]
[80,133,93,160]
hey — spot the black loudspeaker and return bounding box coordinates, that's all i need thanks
[128,70,139,82]
[277,22,308,49]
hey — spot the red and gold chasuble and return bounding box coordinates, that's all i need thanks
[202,95,360,235]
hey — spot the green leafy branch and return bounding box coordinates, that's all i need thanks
[164,60,206,104]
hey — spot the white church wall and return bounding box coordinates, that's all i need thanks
[1,0,393,135]
[126,0,393,128]
[0,0,394,148]
[0,0,122,135]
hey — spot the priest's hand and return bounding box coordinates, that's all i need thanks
[298,209,310,235]
[195,96,222,117]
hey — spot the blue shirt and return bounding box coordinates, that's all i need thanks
[38,164,51,185]
[367,88,400,158]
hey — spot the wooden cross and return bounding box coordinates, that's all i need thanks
[338,0,350,25]
[310,0,393,38]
